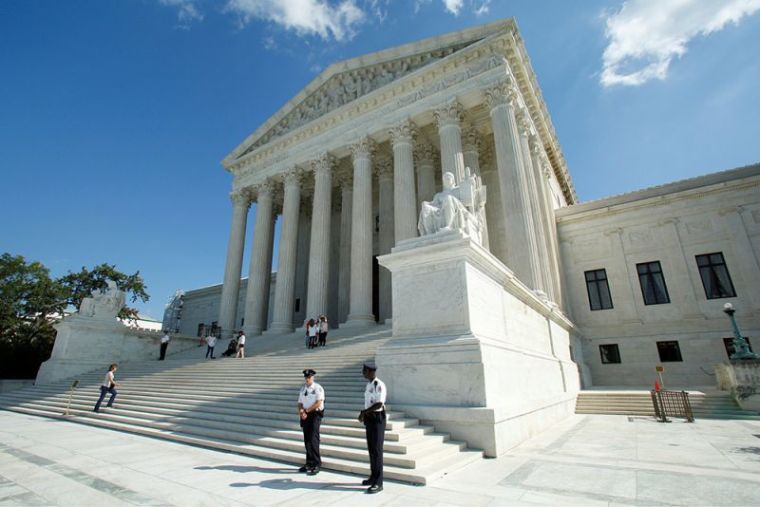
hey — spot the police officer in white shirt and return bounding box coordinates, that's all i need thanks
[358,362,386,494]
[159,332,170,360]
[297,369,325,475]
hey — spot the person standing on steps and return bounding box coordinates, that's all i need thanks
[159,331,170,360]
[297,369,324,475]
[93,363,119,412]
[307,319,319,349]
[318,315,328,347]
[205,333,217,359]
[358,361,386,494]
[236,330,246,358]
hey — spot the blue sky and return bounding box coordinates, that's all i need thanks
[1,0,759,319]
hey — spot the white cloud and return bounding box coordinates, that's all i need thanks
[443,0,463,16]
[158,0,203,28]
[473,0,490,17]
[601,0,760,87]
[225,0,366,41]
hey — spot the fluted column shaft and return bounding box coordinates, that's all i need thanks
[268,171,302,334]
[435,100,466,183]
[390,120,418,243]
[415,143,436,210]
[219,191,250,338]
[338,176,353,323]
[485,82,541,290]
[243,183,274,335]
[377,160,394,323]
[306,155,333,318]
[346,137,375,326]
[516,111,547,295]
[481,164,508,262]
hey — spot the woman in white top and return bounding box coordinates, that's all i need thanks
[307,319,319,349]
[93,363,119,412]
[318,315,328,347]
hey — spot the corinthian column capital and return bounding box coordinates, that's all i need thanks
[389,118,417,146]
[230,189,251,209]
[433,99,462,128]
[414,141,436,165]
[484,79,518,110]
[282,166,303,187]
[253,180,274,201]
[462,126,481,152]
[375,155,393,180]
[516,107,534,138]
[311,152,335,175]
[350,135,377,160]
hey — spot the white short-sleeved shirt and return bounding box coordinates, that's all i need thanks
[102,371,115,387]
[364,378,387,411]
[298,382,325,411]
[161,334,170,344]
[238,334,246,345]
[308,325,318,337]
[206,336,217,347]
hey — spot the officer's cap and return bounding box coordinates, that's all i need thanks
[362,362,377,371]
[302,369,317,377]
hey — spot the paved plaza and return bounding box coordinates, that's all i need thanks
[1,410,760,506]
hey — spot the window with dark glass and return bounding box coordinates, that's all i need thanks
[696,252,736,299]
[723,337,753,359]
[585,269,613,311]
[637,261,670,305]
[599,344,621,364]
[656,340,683,362]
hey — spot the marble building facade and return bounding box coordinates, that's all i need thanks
[168,19,760,388]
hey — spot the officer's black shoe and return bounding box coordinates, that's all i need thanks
[307,467,320,476]
[361,479,372,486]
[298,465,308,473]
[366,485,383,494]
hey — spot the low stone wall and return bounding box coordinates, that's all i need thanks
[715,360,760,411]
[0,379,35,393]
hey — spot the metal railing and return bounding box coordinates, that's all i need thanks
[651,389,695,423]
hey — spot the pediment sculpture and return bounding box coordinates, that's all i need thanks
[78,280,126,319]
[418,168,487,245]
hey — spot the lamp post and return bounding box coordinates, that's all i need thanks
[723,303,758,360]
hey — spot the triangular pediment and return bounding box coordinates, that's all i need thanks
[226,19,515,162]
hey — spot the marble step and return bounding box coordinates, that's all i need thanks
[0,404,481,485]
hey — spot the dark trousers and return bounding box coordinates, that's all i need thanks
[301,411,323,468]
[318,332,327,346]
[94,385,117,411]
[364,411,386,486]
[205,345,215,358]
[159,342,168,360]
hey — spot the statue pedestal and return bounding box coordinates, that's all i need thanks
[377,230,580,457]
[715,360,760,411]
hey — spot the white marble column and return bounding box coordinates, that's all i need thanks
[242,182,274,336]
[337,172,353,323]
[462,125,489,249]
[414,142,436,209]
[515,109,548,296]
[218,189,250,338]
[267,169,302,334]
[377,156,394,323]
[484,80,541,291]
[434,99,466,184]
[262,213,276,330]
[346,136,376,326]
[306,153,333,318]
[390,119,417,243]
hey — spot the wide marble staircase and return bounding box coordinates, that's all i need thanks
[0,325,482,485]
[576,389,760,420]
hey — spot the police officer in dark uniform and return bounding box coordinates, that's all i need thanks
[297,369,324,475]
[358,362,386,494]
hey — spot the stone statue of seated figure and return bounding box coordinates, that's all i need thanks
[418,169,487,245]
[78,280,126,319]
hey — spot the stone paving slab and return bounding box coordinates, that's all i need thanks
[1,410,760,506]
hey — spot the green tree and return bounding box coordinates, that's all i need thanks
[0,254,150,378]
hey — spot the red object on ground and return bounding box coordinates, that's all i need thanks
[654,379,661,392]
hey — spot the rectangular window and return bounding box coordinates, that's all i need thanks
[656,341,683,362]
[637,261,670,305]
[585,269,613,310]
[696,252,736,299]
[599,344,621,364]
[723,337,753,359]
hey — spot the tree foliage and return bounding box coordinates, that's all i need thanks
[0,254,150,378]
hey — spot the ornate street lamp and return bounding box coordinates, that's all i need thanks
[723,303,758,360]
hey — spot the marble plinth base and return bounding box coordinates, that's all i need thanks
[377,230,580,456]
[715,360,760,411]
[263,323,295,335]
[342,315,376,328]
